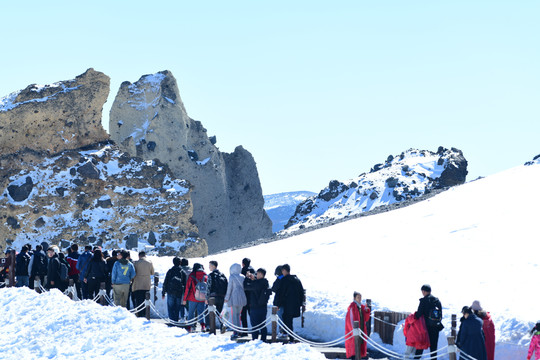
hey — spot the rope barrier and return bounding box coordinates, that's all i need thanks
[457,349,478,360]
[214,310,272,334]
[276,317,355,347]
[149,302,209,326]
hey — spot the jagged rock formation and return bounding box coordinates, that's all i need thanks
[0,69,110,155]
[264,191,316,232]
[524,154,540,166]
[284,147,468,232]
[0,70,207,256]
[109,71,272,252]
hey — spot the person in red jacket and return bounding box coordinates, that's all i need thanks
[182,263,207,332]
[472,300,495,360]
[345,291,371,359]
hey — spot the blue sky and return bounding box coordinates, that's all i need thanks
[1,1,539,194]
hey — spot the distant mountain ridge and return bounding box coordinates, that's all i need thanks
[264,191,316,232]
[284,147,468,232]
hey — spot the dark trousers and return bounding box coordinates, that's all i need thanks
[167,294,183,322]
[87,278,103,300]
[241,305,250,332]
[249,307,268,341]
[132,290,147,317]
[414,326,439,359]
[29,274,46,290]
[69,274,82,299]
[282,313,295,339]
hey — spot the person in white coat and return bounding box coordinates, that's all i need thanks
[224,263,247,340]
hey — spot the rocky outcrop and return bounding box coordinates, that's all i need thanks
[0,70,207,257]
[0,69,110,155]
[109,71,272,252]
[0,144,207,257]
[524,154,540,166]
[284,147,468,232]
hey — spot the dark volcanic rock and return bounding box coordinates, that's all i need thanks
[7,176,34,202]
[77,162,100,179]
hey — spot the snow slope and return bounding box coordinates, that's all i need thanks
[264,191,316,232]
[150,160,538,359]
[0,287,324,360]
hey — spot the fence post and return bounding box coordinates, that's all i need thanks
[451,314,457,339]
[366,299,372,336]
[271,306,278,342]
[448,336,457,360]
[354,321,362,360]
[99,282,106,305]
[145,291,151,320]
[154,272,159,304]
[34,276,41,293]
[8,249,15,287]
[208,297,216,335]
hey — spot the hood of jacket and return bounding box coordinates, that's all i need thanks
[230,263,242,276]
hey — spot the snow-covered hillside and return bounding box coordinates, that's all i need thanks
[264,191,316,232]
[149,158,537,359]
[284,147,467,233]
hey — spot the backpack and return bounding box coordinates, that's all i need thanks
[60,262,69,282]
[36,253,48,275]
[194,276,208,301]
[168,272,185,296]
[212,272,228,297]
[426,298,443,329]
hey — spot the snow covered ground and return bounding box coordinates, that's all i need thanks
[2,161,538,359]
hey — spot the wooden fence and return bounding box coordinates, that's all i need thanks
[373,310,410,345]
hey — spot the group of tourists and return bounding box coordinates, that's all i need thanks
[161,257,305,342]
[4,243,155,317]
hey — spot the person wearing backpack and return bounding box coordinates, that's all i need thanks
[206,260,228,330]
[28,244,48,289]
[66,244,81,299]
[179,258,192,319]
[111,250,136,307]
[244,268,271,342]
[83,249,108,302]
[162,257,187,322]
[224,263,247,340]
[274,264,306,342]
[182,263,207,332]
[15,245,31,287]
[45,246,62,290]
[414,284,443,360]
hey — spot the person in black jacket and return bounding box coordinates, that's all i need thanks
[240,258,255,333]
[83,249,108,302]
[206,260,228,330]
[29,245,48,289]
[162,257,187,322]
[456,306,487,360]
[274,264,305,341]
[45,246,61,290]
[244,268,270,342]
[414,284,443,360]
[15,245,31,287]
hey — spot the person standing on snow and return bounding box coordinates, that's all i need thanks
[274,264,305,342]
[28,244,48,289]
[414,284,444,360]
[206,260,228,330]
[83,249,108,301]
[76,245,93,299]
[45,246,61,290]
[528,322,540,360]
[15,245,31,287]
[244,268,271,342]
[456,306,487,360]
[240,258,255,334]
[345,291,371,359]
[132,251,155,317]
[224,263,247,340]
[111,250,136,308]
[182,263,207,332]
[162,257,187,322]
[471,300,495,360]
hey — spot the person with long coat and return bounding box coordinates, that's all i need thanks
[83,249,108,301]
[403,313,430,356]
[456,306,487,360]
[224,263,247,340]
[345,291,371,359]
[274,264,305,341]
[471,300,495,360]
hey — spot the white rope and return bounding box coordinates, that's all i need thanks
[373,316,402,327]
[457,349,478,360]
[213,310,272,333]
[149,302,209,326]
[128,302,147,314]
[276,317,355,347]
[39,285,47,293]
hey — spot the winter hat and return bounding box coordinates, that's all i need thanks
[471,300,483,311]
[421,284,431,292]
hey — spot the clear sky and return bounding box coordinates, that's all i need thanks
[1,1,539,195]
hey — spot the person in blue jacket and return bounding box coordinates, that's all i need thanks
[456,306,487,360]
[111,250,136,307]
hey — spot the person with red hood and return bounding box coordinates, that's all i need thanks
[182,263,207,332]
[345,291,371,359]
[471,300,495,360]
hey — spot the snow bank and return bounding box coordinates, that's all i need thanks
[0,287,324,360]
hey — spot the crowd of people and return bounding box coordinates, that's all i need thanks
[3,245,539,357]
